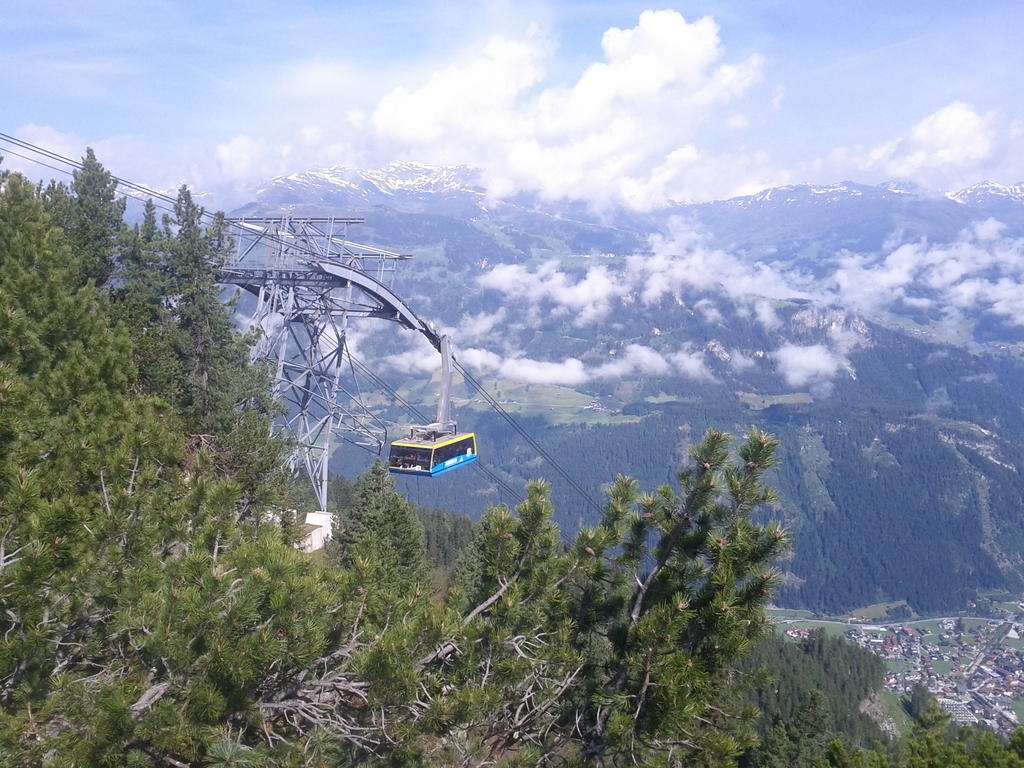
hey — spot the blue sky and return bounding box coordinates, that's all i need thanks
[3,0,1023,208]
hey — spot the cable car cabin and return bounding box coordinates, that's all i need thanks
[388,428,477,477]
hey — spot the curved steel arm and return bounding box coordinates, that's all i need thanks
[314,260,443,351]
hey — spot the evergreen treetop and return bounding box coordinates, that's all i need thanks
[69,147,125,287]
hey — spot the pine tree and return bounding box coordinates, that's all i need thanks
[68,147,125,287]
[154,186,285,516]
[567,427,788,765]
[0,171,181,734]
[334,459,430,589]
[118,197,163,299]
[112,195,188,408]
[906,683,934,723]
[0,169,305,767]
[39,178,71,227]
[161,187,242,431]
[140,197,158,243]
[788,689,833,767]
[428,428,789,766]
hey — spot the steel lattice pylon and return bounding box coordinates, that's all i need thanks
[219,217,440,513]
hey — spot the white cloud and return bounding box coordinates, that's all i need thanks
[772,343,848,390]
[630,220,809,302]
[729,350,758,372]
[822,224,1024,330]
[828,242,924,316]
[375,34,547,145]
[824,101,1002,189]
[216,135,289,184]
[446,308,508,344]
[901,295,935,310]
[498,356,589,386]
[973,218,1005,242]
[453,341,713,387]
[827,324,868,357]
[477,261,629,324]
[459,346,505,373]
[389,336,589,387]
[668,347,715,381]
[591,344,672,379]
[889,101,996,176]
[478,219,812,325]
[370,10,769,208]
[8,124,81,169]
[695,298,723,323]
[754,300,781,330]
[382,332,440,374]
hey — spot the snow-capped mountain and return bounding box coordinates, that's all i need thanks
[947,181,1024,219]
[358,161,482,195]
[253,161,486,215]
[247,162,1024,235]
[698,180,920,209]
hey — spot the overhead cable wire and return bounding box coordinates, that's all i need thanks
[454,361,603,513]
[0,132,183,209]
[0,133,387,263]
[0,143,191,225]
[0,145,86,180]
[471,459,524,508]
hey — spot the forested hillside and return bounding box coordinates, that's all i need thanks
[741,629,889,762]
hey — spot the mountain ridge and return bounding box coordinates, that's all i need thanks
[253,160,1024,218]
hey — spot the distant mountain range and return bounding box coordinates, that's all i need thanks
[232,163,1024,615]
[948,180,1024,205]
[237,162,1024,346]
[245,160,1024,235]
[239,163,1024,276]
[250,160,1024,209]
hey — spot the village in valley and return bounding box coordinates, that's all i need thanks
[776,597,1024,736]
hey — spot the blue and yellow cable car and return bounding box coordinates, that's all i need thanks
[388,334,478,478]
[388,429,477,476]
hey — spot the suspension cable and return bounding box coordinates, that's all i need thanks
[0,132,396,263]
[454,362,602,512]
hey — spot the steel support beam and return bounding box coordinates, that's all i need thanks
[218,217,436,513]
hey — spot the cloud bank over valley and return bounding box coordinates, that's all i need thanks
[360,209,1024,396]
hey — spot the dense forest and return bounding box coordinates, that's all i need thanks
[742,628,889,757]
[4,153,1024,766]
[371,391,1024,615]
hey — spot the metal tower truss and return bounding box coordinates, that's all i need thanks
[218,217,441,512]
